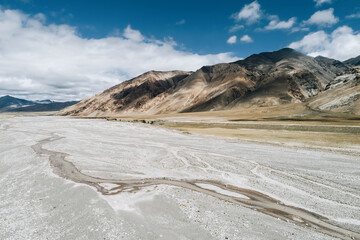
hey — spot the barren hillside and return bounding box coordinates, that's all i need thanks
[60,48,359,117]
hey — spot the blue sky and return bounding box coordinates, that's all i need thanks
[0,0,359,100]
[2,0,359,57]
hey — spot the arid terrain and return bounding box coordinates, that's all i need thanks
[58,48,360,155]
[1,113,359,239]
[60,48,360,117]
[1,0,360,238]
[2,48,360,240]
[105,104,360,154]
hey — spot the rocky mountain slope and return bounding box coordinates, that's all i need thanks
[60,48,359,117]
[308,67,360,115]
[60,71,192,116]
[344,56,360,66]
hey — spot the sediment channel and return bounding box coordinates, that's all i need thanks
[32,134,360,240]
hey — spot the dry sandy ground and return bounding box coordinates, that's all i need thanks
[1,113,359,239]
[107,104,360,155]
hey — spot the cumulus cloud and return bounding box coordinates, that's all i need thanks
[314,0,332,6]
[240,35,253,43]
[289,25,360,61]
[289,31,328,53]
[232,1,262,24]
[123,25,144,42]
[304,8,338,27]
[0,8,238,101]
[265,16,296,30]
[227,35,237,44]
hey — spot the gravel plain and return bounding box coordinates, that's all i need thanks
[0,114,359,239]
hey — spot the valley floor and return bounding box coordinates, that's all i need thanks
[0,113,359,239]
[108,104,360,155]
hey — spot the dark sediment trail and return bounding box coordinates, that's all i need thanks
[32,134,360,240]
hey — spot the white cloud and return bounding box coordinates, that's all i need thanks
[229,24,244,33]
[33,13,46,22]
[291,27,310,33]
[0,8,238,101]
[265,17,296,30]
[240,35,253,43]
[232,1,262,24]
[227,35,237,44]
[289,25,360,61]
[346,12,360,19]
[314,0,332,6]
[289,31,329,53]
[305,8,338,27]
[123,25,145,42]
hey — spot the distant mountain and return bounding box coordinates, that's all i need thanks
[7,101,78,112]
[344,55,360,66]
[315,56,349,75]
[60,48,360,117]
[0,95,36,111]
[0,95,78,112]
[35,99,53,104]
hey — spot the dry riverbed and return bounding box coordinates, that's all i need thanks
[1,113,359,239]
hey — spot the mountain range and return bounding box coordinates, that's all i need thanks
[55,48,359,117]
[0,95,78,112]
